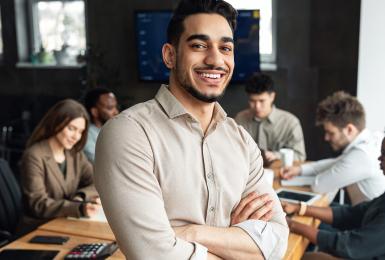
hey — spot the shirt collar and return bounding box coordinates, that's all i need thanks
[253,105,277,123]
[343,128,370,153]
[155,84,227,123]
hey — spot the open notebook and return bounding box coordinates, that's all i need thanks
[68,204,108,222]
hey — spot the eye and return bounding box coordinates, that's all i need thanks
[68,125,75,131]
[221,45,233,52]
[191,43,207,49]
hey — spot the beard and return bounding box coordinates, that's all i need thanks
[174,60,229,103]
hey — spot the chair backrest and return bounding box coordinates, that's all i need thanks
[0,158,22,233]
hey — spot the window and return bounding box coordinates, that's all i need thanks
[29,0,86,65]
[226,0,276,65]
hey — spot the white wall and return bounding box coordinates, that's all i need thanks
[357,0,385,132]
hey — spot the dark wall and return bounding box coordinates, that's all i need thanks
[0,0,361,162]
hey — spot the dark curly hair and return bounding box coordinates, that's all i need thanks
[167,0,238,46]
[316,91,365,131]
[245,72,275,94]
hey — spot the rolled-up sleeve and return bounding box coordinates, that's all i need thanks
[94,115,207,260]
[237,128,289,259]
[310,150,371,193]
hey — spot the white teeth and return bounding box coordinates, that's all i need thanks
[200,73,221,79]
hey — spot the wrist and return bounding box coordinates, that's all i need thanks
[297,166,302,176]
[188,224,200,242]
[299,201,307,216]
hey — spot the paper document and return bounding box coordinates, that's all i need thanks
[67,205,108,223]
[280,176,315,187]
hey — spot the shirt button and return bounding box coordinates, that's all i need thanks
[209,207,215,212]
[207,173,213,180]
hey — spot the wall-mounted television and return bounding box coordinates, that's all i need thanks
[135,10,260,83]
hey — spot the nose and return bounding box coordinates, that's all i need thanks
[204,47,225,68]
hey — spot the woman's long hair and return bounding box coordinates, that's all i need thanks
[26,99,90,152]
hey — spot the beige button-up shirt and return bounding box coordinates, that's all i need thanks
[95,85,288,259]
[235,106,306,161]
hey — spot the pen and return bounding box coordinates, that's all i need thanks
[70,199,99,205]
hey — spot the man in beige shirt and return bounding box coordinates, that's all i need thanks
[235,73,306,164]
[95,0,288,259]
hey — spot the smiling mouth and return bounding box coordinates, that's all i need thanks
[195,70,227,83]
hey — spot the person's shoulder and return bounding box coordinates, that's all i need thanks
[274,107,301,123]
[98,100,160,142]
[119,99,160,121]
[21,140,50,165]
[275,107,299,119]
[23,140,48,158]
[234,108,253,123]
[224,117,255,144]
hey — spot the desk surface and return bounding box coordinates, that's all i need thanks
[1,160,327,260]
[270,160,329,260]
[38,218,115,241]
[0,229,124,259]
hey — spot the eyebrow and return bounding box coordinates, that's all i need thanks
[186,34,234,44]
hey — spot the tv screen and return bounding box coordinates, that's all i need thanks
[135,10,260,83]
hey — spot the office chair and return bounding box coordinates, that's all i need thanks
[0,158,22,247]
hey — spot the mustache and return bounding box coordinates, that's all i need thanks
[194,66,229,73]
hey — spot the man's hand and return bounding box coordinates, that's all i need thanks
[281,201,300,215]
[90,196,101,205]
[230,192,273,225]
[264,150,278,162]
[280,165,301,179]
[82,203,98,217]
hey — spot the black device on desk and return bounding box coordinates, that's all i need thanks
[276,188,321,204]
[29,235,69,245]
[65,241,118,259]
[0,249,59,260]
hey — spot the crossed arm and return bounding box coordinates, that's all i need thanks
[173,192,274,259]
[95,117,288,259]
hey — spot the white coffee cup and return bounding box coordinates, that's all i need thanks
[280,148,294,167]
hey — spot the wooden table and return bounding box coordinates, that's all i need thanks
[1,160,328,260]
[270,160,329,260]
[0,229,124,259]
[39,218,115,241]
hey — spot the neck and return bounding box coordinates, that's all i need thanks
[169,82,215,134]
[93,120,102,128]
[48,137,65,163]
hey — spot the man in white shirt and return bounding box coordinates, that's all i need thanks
[83,88,119,162]
[95,0,288,259]
[281,91,385,205]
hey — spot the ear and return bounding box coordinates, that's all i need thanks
[269,92,276,103]
[162,43,176,69]
[90,107,98,119]
[345,123,357,136]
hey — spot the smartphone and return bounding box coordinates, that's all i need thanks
[29,235,69,245]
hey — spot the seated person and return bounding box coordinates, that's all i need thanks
[235,73,306,164]
[281,91,385,205]
[20,99,99,230]
[281,136,385,260]
[83,88,119,162]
